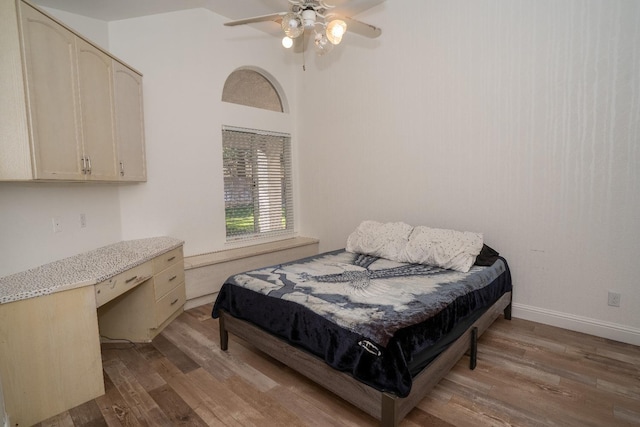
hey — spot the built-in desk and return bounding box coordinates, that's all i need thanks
[0,237,184,427]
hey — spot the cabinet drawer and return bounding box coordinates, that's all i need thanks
[155,282,185,325]
[154,262,185,301]
[95,261,152,307]
[153,247,183,274]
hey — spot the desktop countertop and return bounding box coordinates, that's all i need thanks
[0,236,183,305]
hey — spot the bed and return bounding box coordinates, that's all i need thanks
[212,222,512,426]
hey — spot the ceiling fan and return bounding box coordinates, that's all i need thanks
[224,0,382,56]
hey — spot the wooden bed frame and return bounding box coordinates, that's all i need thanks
[218,291,512,426]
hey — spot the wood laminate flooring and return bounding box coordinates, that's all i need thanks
[36,304,640,427]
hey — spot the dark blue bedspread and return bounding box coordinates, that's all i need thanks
[212,249,512,397]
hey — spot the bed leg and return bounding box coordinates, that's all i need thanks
[219,313,229,351]
[469,326,478,370]
[504,302,512,320]
[380,393,399,427]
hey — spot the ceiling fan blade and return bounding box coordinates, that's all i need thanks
[330,15,382,38]
[224,12,286,27]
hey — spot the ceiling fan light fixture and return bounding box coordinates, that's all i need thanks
[282,12,303,38]
[282,36,294,48]
[326,19,347,45]
[314,32,333,55]
[224,2,382,57]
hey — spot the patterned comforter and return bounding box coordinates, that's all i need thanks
[212,249,511,396]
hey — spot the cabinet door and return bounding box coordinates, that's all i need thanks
[0,287,104,427]
[76,38,118,180]
[113,62,147,181]
[20,3,83,180]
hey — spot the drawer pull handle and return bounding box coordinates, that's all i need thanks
[170,298,179,305]
[125,275,138,284]
[167,256,176,262]
[169,275,177,282]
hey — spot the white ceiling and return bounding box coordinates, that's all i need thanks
[30,0,385,22]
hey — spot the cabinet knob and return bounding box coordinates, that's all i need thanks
[120,161,125,176]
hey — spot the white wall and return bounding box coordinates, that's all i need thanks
[108,10,298,257]
[0,11,120,278]
[0,184,122,276]
[297,0,640,344]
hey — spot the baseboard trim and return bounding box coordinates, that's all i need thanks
[185,293,217,310]
[512,303,640,346]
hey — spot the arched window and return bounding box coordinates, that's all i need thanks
[221,68,285,113]
[221,68,293,242]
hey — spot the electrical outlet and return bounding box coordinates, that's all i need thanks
[608,291,621,307]
[80,213,87,228]
[52,217,62,233]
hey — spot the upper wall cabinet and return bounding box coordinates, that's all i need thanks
[76,38,120,181]
[113,62,147,181]
[0,0,146,182]
[20,4,85,180]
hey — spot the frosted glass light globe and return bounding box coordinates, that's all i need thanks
[282,36,294,49]
[282,12,304,38]
[326,19,347,45]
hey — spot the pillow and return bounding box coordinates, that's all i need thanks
[474,244,500,266]
[403,226,483,272]
[346,220,413,261]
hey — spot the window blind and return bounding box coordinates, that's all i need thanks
[222,126,294,241]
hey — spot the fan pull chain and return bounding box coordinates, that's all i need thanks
[302,31,306,71]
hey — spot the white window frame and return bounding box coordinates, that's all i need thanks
[222,126,294,242]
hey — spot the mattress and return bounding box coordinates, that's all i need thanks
[212,249,512,397]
